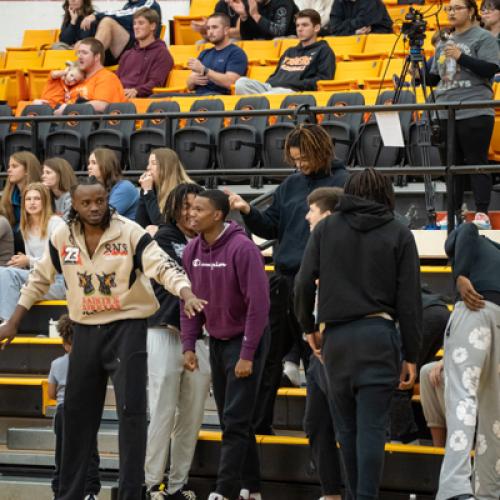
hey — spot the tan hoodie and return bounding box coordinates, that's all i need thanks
[19,213,191,325]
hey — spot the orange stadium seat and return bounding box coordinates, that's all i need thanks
[323,35,366,60]
[153,69,191,93]
[43,50,77,69]
[363,57,406,89]
[169,44,201,69]
[4,49,43,72]
[173,0,218,44]
[22,29,58,50]
[318,59,383,90]
[27,69,52,100]
[0,69,29,107]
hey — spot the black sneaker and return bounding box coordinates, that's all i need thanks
[168,489,196,500]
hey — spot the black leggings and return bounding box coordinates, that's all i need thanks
[439,114,494,214]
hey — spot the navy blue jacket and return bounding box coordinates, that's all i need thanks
[243,160,349,274]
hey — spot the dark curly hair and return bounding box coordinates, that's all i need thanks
[344,168,395,211]
[57,314,74,344]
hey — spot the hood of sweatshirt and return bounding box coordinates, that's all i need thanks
[338,194,394,232]
[198,220,246,253]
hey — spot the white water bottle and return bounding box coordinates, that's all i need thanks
[444,37,457,82]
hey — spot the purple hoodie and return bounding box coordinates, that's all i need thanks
[180,222,270,361]
[116,39,173,97]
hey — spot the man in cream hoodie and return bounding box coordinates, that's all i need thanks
[0,176,205,500]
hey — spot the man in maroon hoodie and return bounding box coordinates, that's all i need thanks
[181,190,270,500]
[116,7,173,98]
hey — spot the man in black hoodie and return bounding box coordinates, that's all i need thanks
[327,0,393,35]
[226,125,348,435]
[295,168,422,500]
[231,0,298,40]
[235,9,335,94]
[144,183,211,500]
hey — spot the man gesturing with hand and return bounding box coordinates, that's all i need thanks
[181,190,269,500]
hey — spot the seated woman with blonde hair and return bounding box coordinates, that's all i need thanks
[0,183,65,322]
[136,148,193,234]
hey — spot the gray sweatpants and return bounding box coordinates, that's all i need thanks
[234,78,294,95]
[437,301,500,500]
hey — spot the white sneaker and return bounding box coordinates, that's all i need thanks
[283,361,301,387]
[207,494,228,500]
[472,212,491,229]
[148,487,168,500]
[84,495,98,500]
[238,491,262,500]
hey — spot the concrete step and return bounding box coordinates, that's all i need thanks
[0,476,114,500]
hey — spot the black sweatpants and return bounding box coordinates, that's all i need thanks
[303,355,342,496]
[52,405,101,496]
[58,319,148,500]
[323,318,400,500]
[210,331,268,499]
[254,273,303,434]
[439,115,494,214]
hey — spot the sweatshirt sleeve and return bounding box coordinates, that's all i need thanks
[135,49,173,97]
[109,181,139,217]
[236,245,270,361]
[457,54,499,78]
[256,2,295,38]
[180,249,205,353]
[294,223,321,334]
[330,0,386,35]
[59,22,80,46]
[19,240,58,311]
[137,234,191,297]
[138,190,163,227]
[446,223,479,280]
[242,187,282,240]
[395,230,423,363]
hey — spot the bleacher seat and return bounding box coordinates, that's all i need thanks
[173,0,218,45]
[0,104,12,170]
[4,104,53,166]
[42,50,77,69]
[87,102,137,168]
[217,96,270,180]
[45,103,96,170]
[351,34,407,60]
[21,29,58,50]
[174,98,224,172]
[363,57,406,89]
[0,69,29,107]
[169,44,200,69]
[129,100,180,170]
[161,69,192,93]
[4,48,43,72]
[356,90,415,167]
[247,65,276,83]
[26,68,52,100]
[322,35,366,60]
[240,40,281,65]
[321,92,365,165]
[262,94,317,170]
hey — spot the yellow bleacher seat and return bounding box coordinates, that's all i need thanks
[169,44,201,69]
[278,38,299,56]
[247,65,276,82]
[387,5,411,24]
[489,117,500,162]
[363,57,406,89]
[173,0,218,45]
[0,69,29,107]
[160,24,166,40]
[427,10,452,30]
[349,33,407,60]
[22,29,58,50]
[0,52,5,69]
[322,35,366,60]
[27,69,52,100]
[330,59,384,88]
[43,49,77,69]
[4,49,43,72]
[153,69,191,93]
[241,40,281,65]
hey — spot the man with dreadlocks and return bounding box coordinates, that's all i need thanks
[295,167,422,500]
[226,123,348,434]
[0,176,206,500]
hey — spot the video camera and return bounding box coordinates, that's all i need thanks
[400,6,428,54]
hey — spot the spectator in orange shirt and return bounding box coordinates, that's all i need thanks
[34,62,85,109]
[55,37,126,115]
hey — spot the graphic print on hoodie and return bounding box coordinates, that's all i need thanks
[180,221,270,361]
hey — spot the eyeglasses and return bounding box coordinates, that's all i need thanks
[444,5,469,12]
[480,6,497,12]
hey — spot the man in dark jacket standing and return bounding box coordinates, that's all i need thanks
[235,9,335,94]
[226,124,349,435]
[231,0,298,40]
[117,8,173,98]
[328,0,393,35]
[181,190,270,500]
[295,168,422,500]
